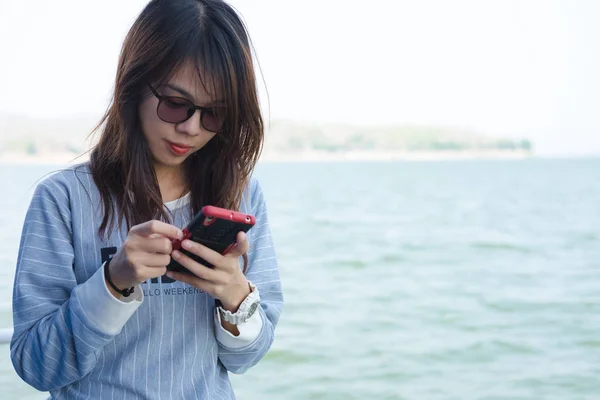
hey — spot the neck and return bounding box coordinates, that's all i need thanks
[155,164,188,203]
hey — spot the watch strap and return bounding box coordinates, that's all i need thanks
[218,281,259,324]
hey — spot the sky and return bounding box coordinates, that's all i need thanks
[0,0,599,156]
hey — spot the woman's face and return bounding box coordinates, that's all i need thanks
[138,60,219,171]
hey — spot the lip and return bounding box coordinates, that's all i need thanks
[165,140,192,156]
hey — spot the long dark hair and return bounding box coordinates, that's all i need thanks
[90,0,263,237]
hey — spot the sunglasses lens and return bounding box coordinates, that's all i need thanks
[157,97,193,123]
[201,110,222,132]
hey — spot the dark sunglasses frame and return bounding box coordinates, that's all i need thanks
[148,84,221,133]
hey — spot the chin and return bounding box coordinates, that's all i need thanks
[154,153,189,169]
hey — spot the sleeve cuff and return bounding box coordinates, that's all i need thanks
[214,307,263,349]
[75,262,144,336]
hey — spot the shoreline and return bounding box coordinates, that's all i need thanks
[257,150,534,162]
[0,153,90,166]
[1,150,596,166]
[0,150,537,166]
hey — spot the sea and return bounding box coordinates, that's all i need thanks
[0,158,598,399]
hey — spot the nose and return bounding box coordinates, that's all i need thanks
[174,109,202,136]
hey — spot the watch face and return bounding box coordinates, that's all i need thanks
[247,301,259,318]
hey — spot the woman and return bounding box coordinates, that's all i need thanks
[10,0,283,398]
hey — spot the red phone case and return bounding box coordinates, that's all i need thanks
[168,206,255,273]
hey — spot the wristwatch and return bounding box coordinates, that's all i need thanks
[218,281,260,325]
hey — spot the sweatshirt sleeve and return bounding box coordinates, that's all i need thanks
[10,178,142,391]
[216,179,284,374]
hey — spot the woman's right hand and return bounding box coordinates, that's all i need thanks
[106,220,184,297]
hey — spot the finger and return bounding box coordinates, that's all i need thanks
[165,271,216,295]
[139,237,173,255]
[131,220,184,240]
[171,250,220,281]
[179,240,222,266]
[225,231,249,258]
[134,253,171,268]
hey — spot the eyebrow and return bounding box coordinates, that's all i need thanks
[163,83,225,107]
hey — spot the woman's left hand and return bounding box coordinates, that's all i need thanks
[167,231,251,312]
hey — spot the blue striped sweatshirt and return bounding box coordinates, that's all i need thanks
[10,164,283,399]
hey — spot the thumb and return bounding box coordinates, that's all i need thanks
[225,231,249,257]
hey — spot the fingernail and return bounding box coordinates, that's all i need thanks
[177,230,184,239]
[166,272,173,279]
[181,240,191,250]
[172,250,181,259]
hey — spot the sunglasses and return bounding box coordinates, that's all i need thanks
[148,84,223,133]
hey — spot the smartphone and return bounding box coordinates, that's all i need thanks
[167,205,256,274]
